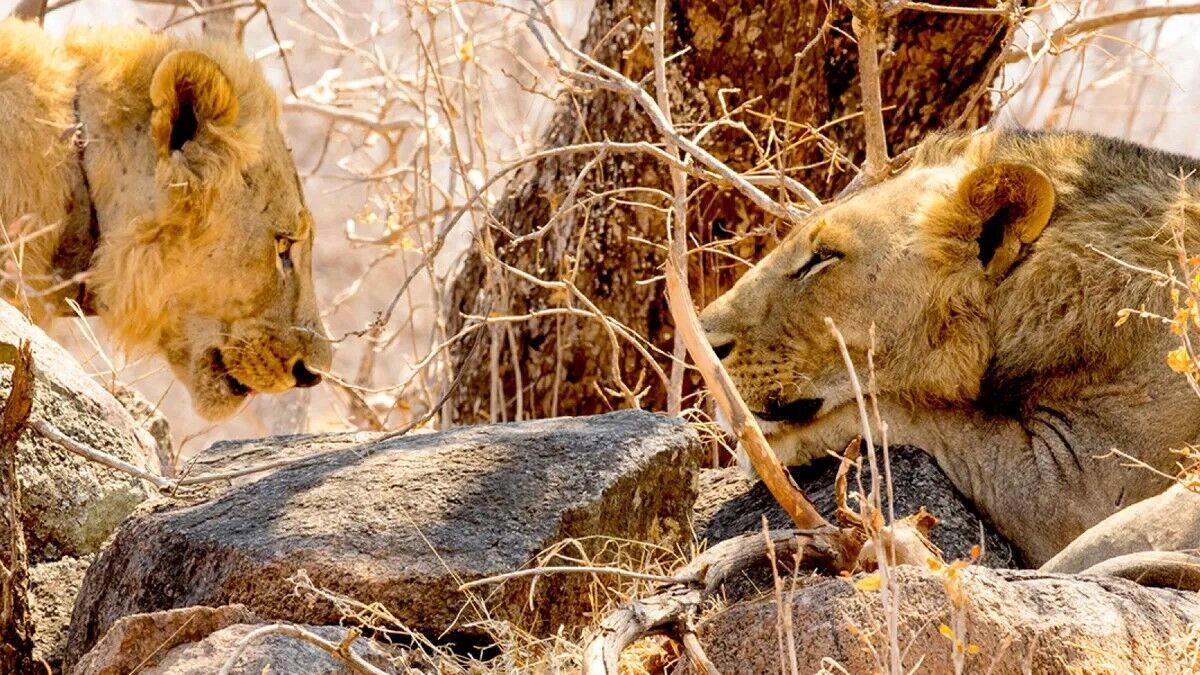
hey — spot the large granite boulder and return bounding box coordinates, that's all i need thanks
[688,566,1200,673]
[65,410,701,666]
[0,302,158,562]
[696,446,1020,567]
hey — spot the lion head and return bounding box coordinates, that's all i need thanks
[61,32,333,420]
[699,133,1056,466]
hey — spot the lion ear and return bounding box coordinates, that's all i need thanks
[956,162,1055,280]
[150,50,239,157]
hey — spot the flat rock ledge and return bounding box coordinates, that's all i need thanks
[686,566,1200,673]
[64,410,700,667]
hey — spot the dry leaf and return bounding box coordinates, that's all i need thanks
[854,574,881,592]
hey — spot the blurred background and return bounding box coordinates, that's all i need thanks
[2,0,1198,465]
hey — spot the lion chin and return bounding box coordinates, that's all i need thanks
[179,349,253,421]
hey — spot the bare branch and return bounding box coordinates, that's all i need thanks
[581,529,851,675]
[1003,1,1200,64]
[459,565,688,591]
[846,0,890,177]
[217,624,388,675]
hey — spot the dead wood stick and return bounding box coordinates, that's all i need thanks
[847,0,890,178]
[217,623,387,675]
[581,528,853,675]
[663,263,831,533]
[682,631,721,675]
[0,342,39,674]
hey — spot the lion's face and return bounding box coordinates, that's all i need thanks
[87,46,333,420]
[700,152,1055,464]
[155,133,332,421]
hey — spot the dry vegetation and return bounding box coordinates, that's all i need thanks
[5,0,1197,465]
[6,0,1200,671]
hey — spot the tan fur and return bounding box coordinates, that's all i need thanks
[0,20,331,419]
[701,129,1200,565]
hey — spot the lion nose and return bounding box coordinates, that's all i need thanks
[707,333,735,361]
[291,359,323,388]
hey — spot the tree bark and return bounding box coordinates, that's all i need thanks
[447,0,1010,425]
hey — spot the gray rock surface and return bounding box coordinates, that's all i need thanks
[142,623,398,675]
[695,446,1020,567]
[688,566,1200,673]
[1044,482,1200,574]
[65,410,701,666]
[29,554,92,671]
[110,384,172,475]
[0,302,156,562]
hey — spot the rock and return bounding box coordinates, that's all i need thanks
[695,446,1020,567]
[689,566,1200,673]
[29,554,92,670]
[0,302,156,563]
[1043,483,1200,574]
[109,384,172,475]
[135,622,397,675]
[65,410,701,666]
[73,604,257,675]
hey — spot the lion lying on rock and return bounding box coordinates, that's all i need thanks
[0,20,331,419]
[700,129,1200,566]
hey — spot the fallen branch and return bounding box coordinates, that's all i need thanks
[580,529,854,675]
[32,419,175,491]
[216,623,388,675]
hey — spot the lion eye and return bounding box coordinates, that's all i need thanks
[789,249,841,280]
[275,236,294,265]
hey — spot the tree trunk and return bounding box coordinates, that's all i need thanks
[447,0,1009,425]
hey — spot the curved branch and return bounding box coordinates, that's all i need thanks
[581,528,858,675]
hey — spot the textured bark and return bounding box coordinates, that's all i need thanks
[448,0,1009,423]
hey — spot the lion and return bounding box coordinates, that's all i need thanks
[699,129,1200,566]
[0,19,331,420]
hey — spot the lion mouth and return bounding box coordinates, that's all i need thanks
[754,397,823,424]
[209,349,253,398]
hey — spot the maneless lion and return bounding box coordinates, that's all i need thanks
[0,19,331,420]
[700,129,1200,565]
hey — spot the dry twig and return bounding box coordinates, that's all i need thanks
[216,623,388,675]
